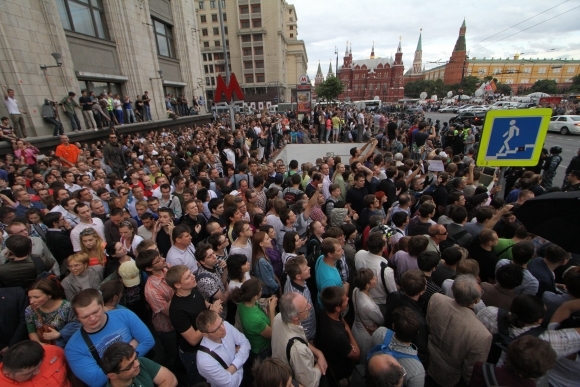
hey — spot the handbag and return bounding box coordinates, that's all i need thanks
[34,309,56,345]
[258,138,267,147]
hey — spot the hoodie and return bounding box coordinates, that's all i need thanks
[41,99,56,118]
[407,216,433,237]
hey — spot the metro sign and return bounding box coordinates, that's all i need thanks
[214,73,244,102]
[299,74,308,84]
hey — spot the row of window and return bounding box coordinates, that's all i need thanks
[205,73,265,86]
[200,14,227,23]
[243,60,265,69]
[239,5,261,14]
[202,40,229,48]
[241,34,263,42]
[203,53,230,61]
[477,66,576,75]
[241,19,262,28]
[204,64,231,74]
[202,27,228,36]
[242,47,264,56]
[199,0,225,10]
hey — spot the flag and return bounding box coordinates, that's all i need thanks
[489,80,497,92]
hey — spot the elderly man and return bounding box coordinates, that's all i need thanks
[424,224,448,254]
[272,292,327,387]
[426,275,492,386]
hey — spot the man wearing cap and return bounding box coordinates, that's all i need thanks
[563,170,580,192]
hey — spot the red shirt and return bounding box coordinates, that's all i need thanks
[55,144,81,165]
[0,345,72,387]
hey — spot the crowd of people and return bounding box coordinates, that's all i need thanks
[0,93,579,387]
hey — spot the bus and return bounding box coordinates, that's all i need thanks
[353,99,382,112]
[398,98,419,105]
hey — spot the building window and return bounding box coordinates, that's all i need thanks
[253,19,262,28]
[256,73,265,83]
[253,34,262,42]
[211,77,216,86]
[244,61,253,69]
[521,78,529,84]
[204,65,209,73]
[289,33,293,38]
[492,67,501,75]
[78,80,122,98]
[477,68,487,75]
[224,27,228,34]
[254,46,263,55]
[239,5,249,14]
[56,0,108,39]
[213,27,219,35]
[199,1,204,9]
[200,15,206,23]
[153,19,174,58]
[241,20,250,28]
[505,79,513,84]
[223,13,227,21]
[212,14,218,22]
[214,53,223,60]
[242,35,251,42]
[251,5,261,13]
[203,41,210,47]
[255,60,264,68]
[243,48,252,56]
[245,74,254,83]
[206,77,210,86]
[209,65,214,73]
[225,39,229,47]
[552,67,561,74]
[568,66,576,74]
[289,25,293,30]
[202,28,208,36]
[538,67,547,74]
[210,1,216,9]
[214,40,220,47]
[523,67,531,74]
[221,1,226,8]
[203,54,207,61]
[215,64,225,72]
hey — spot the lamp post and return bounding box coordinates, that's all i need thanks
[150,70,164,119]
[40,52,63,102]
[217,0,235,131]
[334,47,339,79]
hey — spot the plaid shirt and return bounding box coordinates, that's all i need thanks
[309,206,326,223]
[144,270,174,332]
[255,190,267,212]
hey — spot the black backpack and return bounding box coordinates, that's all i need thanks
[486,308,546,364]
[283,189,301,206]
[438,229,469,252]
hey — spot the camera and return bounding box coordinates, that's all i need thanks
[371,222,394,239]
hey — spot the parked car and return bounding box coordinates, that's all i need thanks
[548,115,580,135]
[439,106,457,113]
[449,111,486,126]
[516,103,536,109]
[405,106,424,114]
[456,105,476,113]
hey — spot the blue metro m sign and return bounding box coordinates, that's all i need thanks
[214,73,245,103]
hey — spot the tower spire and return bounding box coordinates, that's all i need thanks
[370,41,375,59]
[454,19,467,52]
[413,30,423,74]
[327,61,333,77]
[345,40,349,56]
[349,42,352,56]
[316,60,322,76]
[416,29,422,51]
[397,36,402,53]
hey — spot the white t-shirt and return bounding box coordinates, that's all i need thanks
[4,96,19,115]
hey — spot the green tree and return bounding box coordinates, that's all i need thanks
[315,76,344,102]
[459,75,481,95]
[495,82,512,95]
[569,74,580,93]
[530,79,558,94]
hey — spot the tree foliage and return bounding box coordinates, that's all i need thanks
[530,79,558,94]
[495,82,512,95]
[315,76,345,102]
[404,75,482,98]
[569,74,580,94]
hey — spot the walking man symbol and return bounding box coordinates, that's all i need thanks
[498,119,519,155]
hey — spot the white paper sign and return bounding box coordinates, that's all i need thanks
[428,160,445,172]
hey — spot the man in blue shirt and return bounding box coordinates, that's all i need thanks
[315,237,346,306]
[65,289,155,387]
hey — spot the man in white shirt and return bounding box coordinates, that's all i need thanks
[196,310,250,387]
[62,171,82,193]
[319,163,332,200]
[2,85,27,138]
[355,233,396,312]
[51,197,80,226]
[70,203,106,251]
[166,225,197,273]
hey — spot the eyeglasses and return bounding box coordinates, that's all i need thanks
[437,231,449,236]
[109,136,117,139]
[298,303,312,314]
[116,353,139,373]
[203,319,224,334]
[80,228,96,236]
[152,256,164,265]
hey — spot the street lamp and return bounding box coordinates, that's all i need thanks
[334,47,339,78]
[40,52,62,70]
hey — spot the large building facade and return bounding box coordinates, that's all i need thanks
[197,0,308,107]
[406,19,580,93]
[331,40,405,103]
[0,0,208,136]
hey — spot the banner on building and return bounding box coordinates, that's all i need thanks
[258,101,264,110]
[297,84,311,114]
[266,101,272,109]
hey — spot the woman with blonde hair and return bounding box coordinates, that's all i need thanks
[79,227,107,266]
[61,252,104,300]
[331,162,347,201]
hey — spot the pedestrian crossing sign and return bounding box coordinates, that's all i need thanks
[476,108,553,167]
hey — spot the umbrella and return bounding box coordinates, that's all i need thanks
[514,191,580,254]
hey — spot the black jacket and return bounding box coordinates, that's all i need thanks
[378,178,397,211]
[0,287,28,350]
[45,229,75,266]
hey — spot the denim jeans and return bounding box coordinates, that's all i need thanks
[144,105,152,121]
[66,112,81,131]
[43,117,63,136]
[125,109,136,123]
[114,109,124,124]
[179,349,204,386]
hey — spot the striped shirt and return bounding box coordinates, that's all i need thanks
[283,279,316,341]
[144,270,174,332]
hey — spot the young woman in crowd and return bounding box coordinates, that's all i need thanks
[60,252,104,300]
[251,231,280,297]
[260,224,283,279]
[119,220,143,257]
[79,227,107,266]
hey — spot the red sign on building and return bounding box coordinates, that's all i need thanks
[214,73,245,102]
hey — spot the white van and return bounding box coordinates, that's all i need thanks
[489,101,519,110]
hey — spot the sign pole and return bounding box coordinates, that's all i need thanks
[218,0,236,134]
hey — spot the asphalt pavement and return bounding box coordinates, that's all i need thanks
[423,111,579,185]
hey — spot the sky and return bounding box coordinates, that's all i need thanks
[290,0,580,80]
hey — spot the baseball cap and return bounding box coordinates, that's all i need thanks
[118,261,140,287]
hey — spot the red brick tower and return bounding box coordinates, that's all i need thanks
[444,19,468,85]
[390,37,404,101]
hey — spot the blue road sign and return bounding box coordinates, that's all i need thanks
[476,108,552,167]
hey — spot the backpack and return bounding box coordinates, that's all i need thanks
[486,308,546,364]
[367,329,420,362]
[283,189,301,206]
[438,229,469,252]
[321,198,334,217]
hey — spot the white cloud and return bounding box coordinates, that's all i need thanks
[290,0,580,78]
